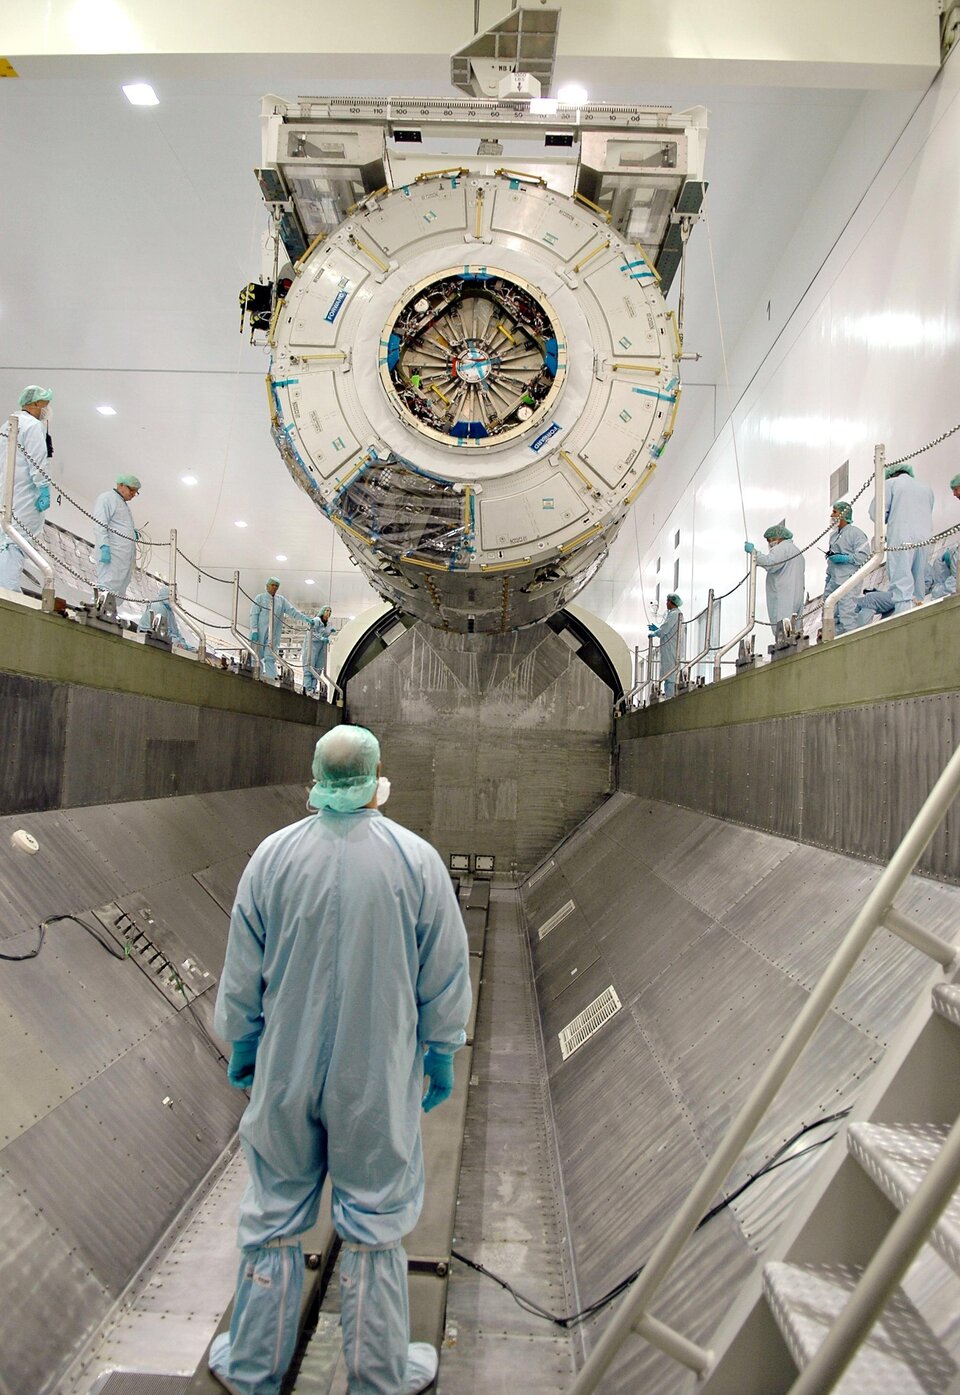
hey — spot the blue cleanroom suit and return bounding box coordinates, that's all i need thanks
[0,411,50,592]
[824,523,871,634]
[655,607,683,697]
[755,540,806,631]
[213,807,471,1395]
[869,472,935,612]
[302,617,336,693]
[93,487,138,598]
[138,585,194,650]
[249,590,312,680]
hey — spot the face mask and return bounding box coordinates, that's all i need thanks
[376,776,391,807]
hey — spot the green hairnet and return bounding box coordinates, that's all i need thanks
[266,576,281,586]
[764,522,793,542]
[885,463,914,479]
[951,474,960,490]
[831,500,853,522]
[308,725,380,812]
[116,474,142,489]
[19,385,53,408]
[666,593,682,607]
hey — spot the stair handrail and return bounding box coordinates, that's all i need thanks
[568,739,960,1394]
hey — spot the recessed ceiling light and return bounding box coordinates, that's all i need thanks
[96,404,117,416]
[557,83,588,105]
[275,553,288,562]
[122,82,159,106]
[180,474,198,486]
[234,520,248,529]
[304,578,315,585]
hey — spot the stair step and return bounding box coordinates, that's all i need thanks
[932,984,960,1029]
[848,1122,960,1277]
[764,1261,957,1393]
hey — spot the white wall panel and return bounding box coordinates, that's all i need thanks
[588,57,960,650]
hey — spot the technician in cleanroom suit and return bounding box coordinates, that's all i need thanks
[869,463,935,613]
[824,500,871,634]
[93,475,141,598]
[302,605,336,694]
[249,577,314,680]
[648,592,684,697]
[745,522,806,638]
[211,725,471,1395]
[0,385,54,593]
[138,585,196,650]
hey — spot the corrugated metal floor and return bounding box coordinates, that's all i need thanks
[439,889,576,1393]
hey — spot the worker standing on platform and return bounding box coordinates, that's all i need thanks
[824,501,871,634]
[744,522,806,639]
[302,605,336,695]
[212,725,471,1395]
[249,578,313,681]
[138,585,195,651]
[0,386,54,594]
[869,463,934,613]
[93,475,141,599]
[648,593,683,697]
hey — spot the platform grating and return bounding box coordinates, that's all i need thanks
[96,1375,191,1395]
[932,984,960,1029]
[848,1122,960,1276]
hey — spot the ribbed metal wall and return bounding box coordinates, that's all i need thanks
[0,783,309,1395]
[0,670,334,815]
[347,622,613,873]
[618,691,960,881]
[521,792,960,1394]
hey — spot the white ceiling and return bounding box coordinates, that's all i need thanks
[0,41,930,627]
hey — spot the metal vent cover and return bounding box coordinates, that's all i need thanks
[527,859,556,889]
[559,986,622,1060]
[538,899,575,940]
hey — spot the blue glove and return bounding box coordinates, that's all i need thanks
[227,1037,259,1089]
[943,551,953,565]
[134,529,141,541]
[422,1047,455,1113]
[647,624,659,635]
[36,484,51,512]
[250,631,259,643]
[744,541,755,554]
[99,544,111,564]
[831,553,852,565]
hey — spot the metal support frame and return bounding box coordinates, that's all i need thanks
[568,740,960,1395]
[230,571,261,675]
[168,529,206,660]
[2,414,56,612]
[822,444,887,641]
[615,635,656,715]
[712,553,757,682]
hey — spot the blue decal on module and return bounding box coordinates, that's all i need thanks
[387,333,401,371]
[530,421,561,452]
[325,289,348,323]
[544,337,559,375]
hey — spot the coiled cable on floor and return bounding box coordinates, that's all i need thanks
[451,1107,851,1329]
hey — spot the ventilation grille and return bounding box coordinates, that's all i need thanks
[538,899,575,940]
[527,859,555,889]
[559,986,622,1060]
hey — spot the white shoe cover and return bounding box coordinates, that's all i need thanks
[405,1341,439,1393]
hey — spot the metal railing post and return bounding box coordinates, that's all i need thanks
[168,528,205,660]
[822,444,886,641]
[231,570,261,674]
[2,415,56,612]
[712,552,757,682]
[568,739,960,1395]
[678,589,715,680]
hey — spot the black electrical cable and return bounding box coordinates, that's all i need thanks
[451,1107,851,1330]
[0,911,130,962]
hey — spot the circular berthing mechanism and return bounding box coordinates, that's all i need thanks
[380,271,564,446]
[268,172,682,633]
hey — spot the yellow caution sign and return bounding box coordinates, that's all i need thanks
[0,59,19,78]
